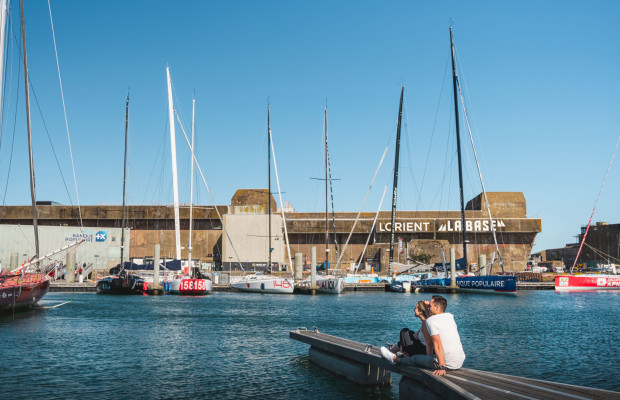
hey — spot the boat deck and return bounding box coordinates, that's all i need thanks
[290,328,619,399]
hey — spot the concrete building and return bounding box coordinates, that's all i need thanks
[0,190,541,276]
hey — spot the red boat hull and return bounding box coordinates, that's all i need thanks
[0,273,51,312]
[555,274,620,291]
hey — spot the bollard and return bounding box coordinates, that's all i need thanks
[450,248,457,288]
[66,251,76,283]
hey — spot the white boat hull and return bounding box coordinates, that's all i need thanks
[315,276,345,294]
[231,276,294,294]
[167,277,212,295]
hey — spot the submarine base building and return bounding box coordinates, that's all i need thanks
[0,190,541,277]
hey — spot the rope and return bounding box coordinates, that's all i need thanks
[356,185,388,273]
[571,134,620,273]
[456,68,504,273]
[336,144,389,268]
[47,0,83,228]
[269,125,293,272]
[583,240,620,265]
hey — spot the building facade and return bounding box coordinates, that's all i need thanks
[0,190,541,276]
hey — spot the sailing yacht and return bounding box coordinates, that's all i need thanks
[230,106,294,294]
[1,1,85,309]
[162,67,211,295]
[298,107,345,294]
[415,27,516,294]
[96,95,147,295]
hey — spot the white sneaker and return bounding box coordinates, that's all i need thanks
[380,346,396,364]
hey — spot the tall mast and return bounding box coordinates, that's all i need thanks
[188,95,195,276]
[20,0,39,262]
[120,93,129,272]
[267,105,272,271]
[450,27,468,272]
[0,0,8,122]
[166,66,182,261]
[324,107,329,269]
[389,86,404,264]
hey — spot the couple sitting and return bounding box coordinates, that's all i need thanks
[380,295,465,376]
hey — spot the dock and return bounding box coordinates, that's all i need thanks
[290,328,619,399]
[48,281,552,293]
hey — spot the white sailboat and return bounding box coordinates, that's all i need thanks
[299,107,344,294]
[230,106,294,294]
[163,67,211,295]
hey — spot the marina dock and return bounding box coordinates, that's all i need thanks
[290,328,619,399]
[49,281,553,292]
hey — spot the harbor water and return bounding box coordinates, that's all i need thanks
[1,290,618,399]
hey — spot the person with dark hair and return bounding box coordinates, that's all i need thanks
[380,295,465,376]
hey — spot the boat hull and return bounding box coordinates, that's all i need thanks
[96,275,147,295]
[389,280,412,293]
[418,275,517,294]
[555,275,620,291]
[0,273,50,312]
[166,277,212,295]
[231,276,294,294]
[315,276,345,294]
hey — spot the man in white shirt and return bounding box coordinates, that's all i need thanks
[380,295,465,376]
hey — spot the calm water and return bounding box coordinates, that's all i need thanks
[1,290,619,399]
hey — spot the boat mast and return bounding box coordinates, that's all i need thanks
[324,107,329,270]
[0,0,8,122]
[120,93,129,273]
[450,27,468,272]
[389,86,404,264]
[20,0,39,264]
[267,105,272,272]
[188,95,195,276]
[166,66,182,262]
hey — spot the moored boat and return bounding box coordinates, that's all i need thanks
[96,271,148,295]
[417,275,517,294]
[299,275,345,294]
[0,273,50,312]
[230,274,294,294]
[165,274,212,295]
[555,274,620,292]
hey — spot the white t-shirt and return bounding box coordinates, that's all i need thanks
[426,312,466,369]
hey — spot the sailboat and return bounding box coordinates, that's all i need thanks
[162,68,212,295]
[1,1,85,310]
[298,107,345,294]
[230,106,294,294]
[96,94,148,295]
[555,136,620,292]
[416,27,516,294]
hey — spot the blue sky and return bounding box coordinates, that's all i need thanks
[0,0,619,254]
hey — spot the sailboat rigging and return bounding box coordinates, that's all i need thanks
[230,105,294,294]
[96,94,147,294]
[415,26,516,294]
[2,0,85,310]
[163,68,211,295]
[389,86,404,266]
